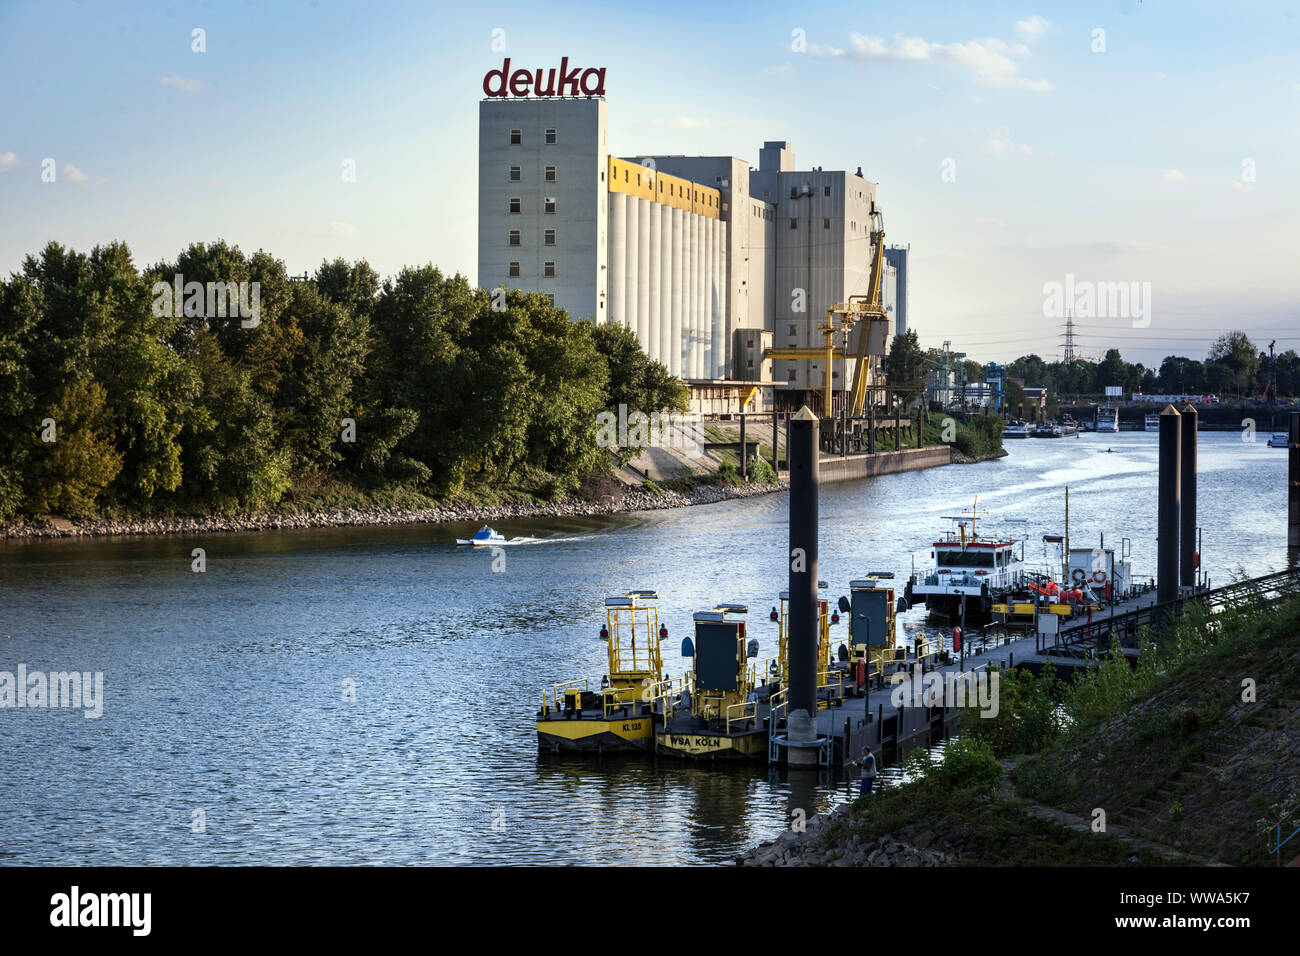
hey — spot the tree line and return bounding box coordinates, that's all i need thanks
[886,328,1299,407]
[0,240,686,522]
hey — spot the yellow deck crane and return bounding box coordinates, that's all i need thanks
[762,209,891,419]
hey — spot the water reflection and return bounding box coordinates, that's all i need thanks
[0,433,1288,865]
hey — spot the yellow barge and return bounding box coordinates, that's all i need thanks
[536,590,677,754]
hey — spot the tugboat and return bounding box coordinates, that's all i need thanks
[536,590,671,753]
[904,503,1027,625]
[1031,420,1062,438]
[1267,431,1289,448]
[458,525,506,546]
[656,603,771,760]
[1143,413,1161,431]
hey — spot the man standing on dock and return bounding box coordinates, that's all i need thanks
[854,746,878,798]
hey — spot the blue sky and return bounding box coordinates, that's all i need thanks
[2,0,1298,365]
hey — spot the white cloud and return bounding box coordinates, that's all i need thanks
[1014,15,1055,40]
[61,163,105,186]
[157,74,205,93]
[0,151,19,172]
[759,62,795,78]
[1162,169,1188,184]
[985,133,1032,155]
[811,32,1052,91]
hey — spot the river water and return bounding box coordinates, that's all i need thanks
[0,431,1291,865]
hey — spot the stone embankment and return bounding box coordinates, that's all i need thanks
[2,480,786,540]
[738,803,958,867]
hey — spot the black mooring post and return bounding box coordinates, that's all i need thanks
[1290,411,1300,552]
[867,393,875,455]
[739,413,747,481]
[764,408,774,476]
[1158,405,1182,605]
[787,406,820,730]
[1180,404,1198,589]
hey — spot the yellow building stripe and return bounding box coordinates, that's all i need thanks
[608,156,720,219]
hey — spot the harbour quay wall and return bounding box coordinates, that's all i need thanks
[818,446,951,485]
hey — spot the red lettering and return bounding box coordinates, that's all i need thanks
[556,56,581,95]
[482,58,605,98]
[579,67,606,96]
[509,69,532,96]
[483,58,511,97]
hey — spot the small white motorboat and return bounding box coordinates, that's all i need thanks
[1267,432,1289,448]
[458,525,507,546]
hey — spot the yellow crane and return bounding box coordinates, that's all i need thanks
[763,210,891,418]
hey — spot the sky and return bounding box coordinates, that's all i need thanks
[2,0,1298,366]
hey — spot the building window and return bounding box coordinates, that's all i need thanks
[789,324,797,335]
[544,261,556,278]
[545,129,557,145]
[508,230,521,246]
[544,229,555,245]
[790,218,797,229]
[510,129,521,145]
[509,197,521,214]
[788,370,797,381]
[509,166,521,182]
[545,166,556,182]
[824,185,830,197]
[546,294,555,306]
[636,173,641,186]
[824,218,830,229]
[544,197,556,214]
[508,262,520,277]
[747,359,754,368]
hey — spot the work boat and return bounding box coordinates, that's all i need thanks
[1096,406,1120,433]
[655,604,771,760]
[536,590,671,754]
[1144,413,1161,431]
[1003,420,1031,439]
[904,506,1026,625]
[1267,432,1289,448]
[459,525,506,546]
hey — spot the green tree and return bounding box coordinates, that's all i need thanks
[886,329,926,388]
[1206,331,1259,398]
[26,380,124,517]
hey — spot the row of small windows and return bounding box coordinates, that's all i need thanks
[507,262,557,278]
[612,166,717,207]
[509,197,557,214]
[787,218,857,230]
[507,229,557,245]
[509,128,558,145]
[509,166,558,182]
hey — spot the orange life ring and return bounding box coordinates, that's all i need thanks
[1092,570,1107,584]
[1071,568,1087,583]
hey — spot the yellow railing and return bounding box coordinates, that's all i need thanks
[726,700,758,733]
[541,677,589,715]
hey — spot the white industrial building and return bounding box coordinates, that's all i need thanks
[478,93,892,405]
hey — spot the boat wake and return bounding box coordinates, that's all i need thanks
[455,534,598,547]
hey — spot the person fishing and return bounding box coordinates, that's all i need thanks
[853,746,877,798]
